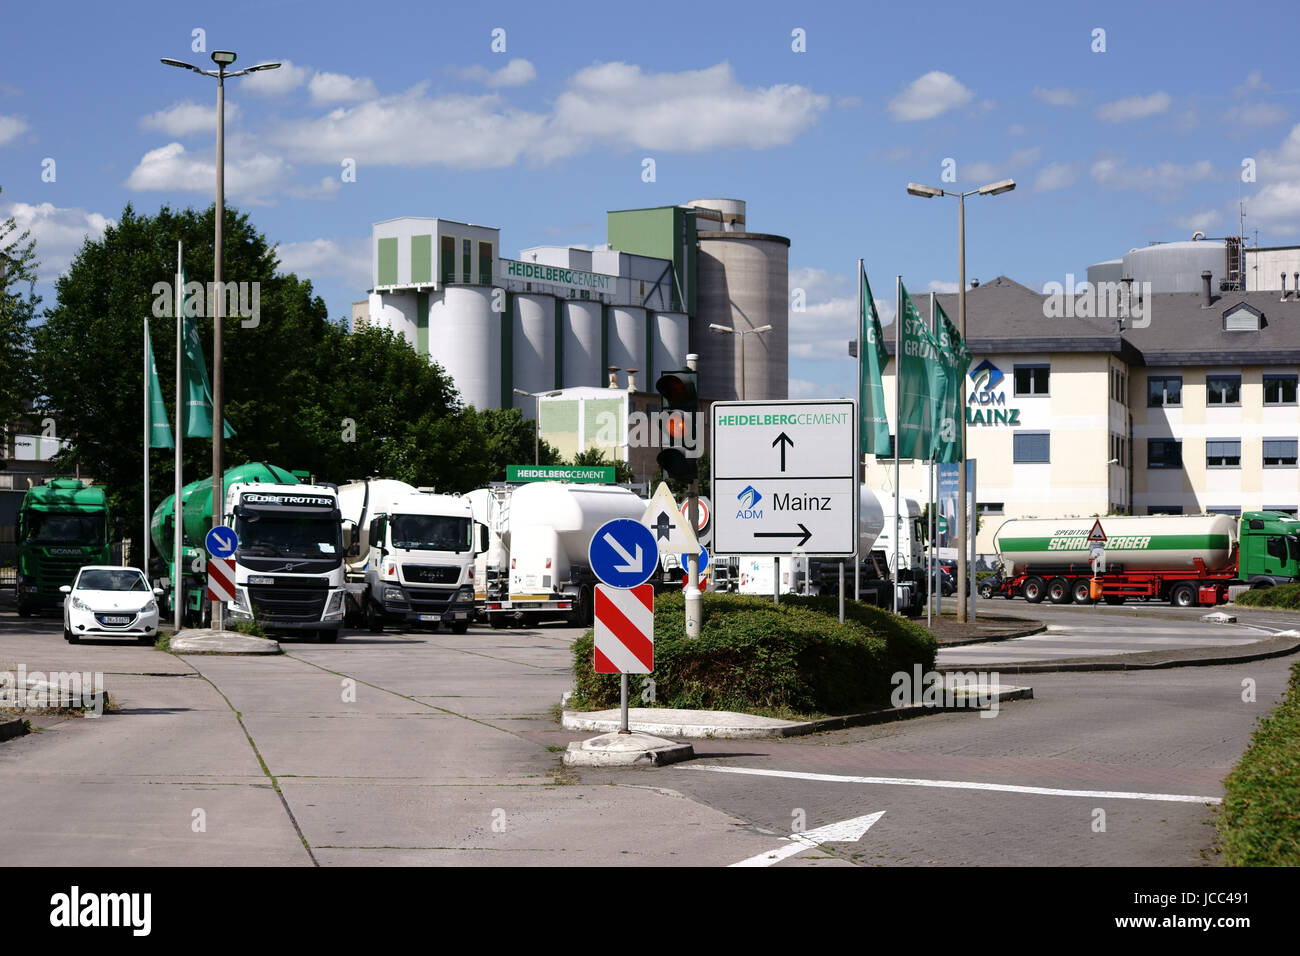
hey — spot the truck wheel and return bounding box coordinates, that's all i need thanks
[317,630,339,643]
[450,621,470,635]
[1048,577,1070,604]
[1022,576,1046,603]
[365,598,384,634]
[1171,583,1198,608]
[488,614,507,629]
[1071,579,1094,605]
[17,602,32,618]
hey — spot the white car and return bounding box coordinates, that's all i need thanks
[61,566,162,645]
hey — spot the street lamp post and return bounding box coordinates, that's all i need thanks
[162,51,279,631]
[906,178,1015,623]
[708,323,773,401]
[513,389,539,465]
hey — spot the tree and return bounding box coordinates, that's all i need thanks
[572,446,635,485]
[0,185,39,441]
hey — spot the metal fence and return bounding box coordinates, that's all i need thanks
[0,541,14,588]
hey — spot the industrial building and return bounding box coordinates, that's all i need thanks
[1087,233,1300,295]
[360,199,789,427]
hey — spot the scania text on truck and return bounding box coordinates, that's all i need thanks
[337,479,481,634]
[15,478,112,617]
[988,512,1300,607]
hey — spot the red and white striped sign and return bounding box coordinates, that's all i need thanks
[206,558,236,603]
[593,583,654,674]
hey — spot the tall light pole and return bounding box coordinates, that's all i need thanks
[162,51,278,630]
[906,178,1015,623]
[708,323,773,401]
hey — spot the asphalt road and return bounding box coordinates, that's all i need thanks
[1,603,1295,867]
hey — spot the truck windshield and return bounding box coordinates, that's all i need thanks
[236,514,341,559]
[26,512,106,544]
[1290,536,1300,564]
[390,514,472,553]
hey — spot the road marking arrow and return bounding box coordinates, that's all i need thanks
[772,431,795,472]
[603,532,644,574]
[754,523,812,548]
[730,811,885,867]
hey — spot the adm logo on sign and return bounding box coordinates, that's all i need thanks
[736,485,763,519]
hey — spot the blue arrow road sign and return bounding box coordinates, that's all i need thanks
[589,519,659,589]
[681,546,709,574]
[206,525,239,558]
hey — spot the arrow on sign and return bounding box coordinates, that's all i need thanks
[755,523,812,548]
[650,511,676,541]
[212,532,233,553]
[602,532,645,575]
[772,432,795,472]
[730,811,886,867]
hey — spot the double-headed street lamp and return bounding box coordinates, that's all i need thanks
[906,178,1015,623]
[708,323,773,401]
[162,50,279,631]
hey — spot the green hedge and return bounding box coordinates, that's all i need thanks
[1219,661,1300,865]
[1234,583,1300,609]
[570,591,936,719]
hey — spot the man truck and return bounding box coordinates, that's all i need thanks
[15,478,112,617]
[337,479,480,634]
[987,512,1300,607]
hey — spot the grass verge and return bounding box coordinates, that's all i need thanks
[1234,583,1300,610]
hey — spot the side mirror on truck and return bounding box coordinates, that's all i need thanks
[475,522,489,555]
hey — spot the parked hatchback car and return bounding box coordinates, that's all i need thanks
[61,566,162,644]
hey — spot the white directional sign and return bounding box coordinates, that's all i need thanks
[711,399,859,557]
[641,482,699,555]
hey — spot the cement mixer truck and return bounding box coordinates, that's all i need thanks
[336,479,481,634]
[987,511,1300,607]
[484,482,647,628]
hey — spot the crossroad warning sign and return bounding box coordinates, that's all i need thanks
[206,558,236,603]
[1087,519,1107,544]
[593,584,654,674]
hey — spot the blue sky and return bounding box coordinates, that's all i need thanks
[3,0,1299,399]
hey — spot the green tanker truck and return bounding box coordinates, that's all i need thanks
[15,478,113,617]
[150,462,302,625]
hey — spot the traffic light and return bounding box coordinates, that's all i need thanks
[655,369,699,481]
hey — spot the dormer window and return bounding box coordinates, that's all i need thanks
[1222,302,1264,332]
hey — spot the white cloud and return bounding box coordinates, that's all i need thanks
[1032,86,1082,107]
[1233,70,1269,97]
[1008,123,1026,136]
[140,100,240,136]
[456,58,538,89]
[962,146,1040,184]
[1034,162,1078,192]
[790,379,851,399]
[1,201,115,280]
[1175,210,1220,233]
[274,236,370,291]
[1222,103,1288,128]
[125,141,288,202]
[285,176,341,200]
[1095,91,1171,122]
[1251,124,1300,234]
[0,113,28,145]
[241,59,312,97]
[1090,157,1215,190]
[923,280,958,294]
[888,71,973,121]
[309,71,378,104]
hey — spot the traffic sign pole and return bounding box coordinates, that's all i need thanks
[686,478,701,638]
[620,674,629,733]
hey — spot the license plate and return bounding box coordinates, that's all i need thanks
[103,615,130,624]
[455,612,468,620]
[249,576,274,585]
[418,614,439,622]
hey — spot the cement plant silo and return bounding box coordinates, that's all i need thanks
[429,286,499,409]
[512,293,556,404]
[651,311,689,382]
[367,292,418,346]
[563,300,603,388]
[606,305,646,383]
[1123,240,1226,293]
[1086,259,1123,288]
[690,199,789,402]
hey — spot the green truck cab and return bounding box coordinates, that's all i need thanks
[1238,511,1300,587]
[15,478,112,616]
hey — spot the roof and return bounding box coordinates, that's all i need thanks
[23,479,108,512]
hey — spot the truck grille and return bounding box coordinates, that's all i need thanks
[248,584,327,622]
[405,586,454,614]
[404,565,459,585]
[37,554,90,588]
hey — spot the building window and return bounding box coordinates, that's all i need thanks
[1014,365,1049,396]
[440,236,455,284]
[1149,505,1183,515]
[1013,431,1050,463]
[1206,439,1241,468]
[1148,375,1182,407]
[462,238,472,284]
[1206,374,1241,405]
[1263,374,1298,406]
[478,241,494,285]
[1264,439,1299,467]
[1148,439,1182,469]
[1207,506,1242,516]
[977,502,1005,516]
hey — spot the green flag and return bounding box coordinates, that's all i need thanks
[933,299,971,463]
[858,266,892,455]
[146,322,174,449]
[896,281,945,459]
[181,311,236,440]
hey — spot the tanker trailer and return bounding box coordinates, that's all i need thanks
[486,482,646,628]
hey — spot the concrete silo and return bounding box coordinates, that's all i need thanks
[606,305,646,385]
[1122,240,1226,293]
[690,199,789,401]
[562,300,603,388]
[651,311,689,381]
[429,286,499,410]
[511,293,556,404]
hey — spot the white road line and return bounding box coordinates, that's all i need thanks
[689,765,1221,804]
[731,811,885,867]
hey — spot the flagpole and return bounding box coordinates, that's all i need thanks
[856,259,863,605]
[174,241,184,631]
[143,320,150,577]
[893,275,901,615]
[928,291,936,626]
